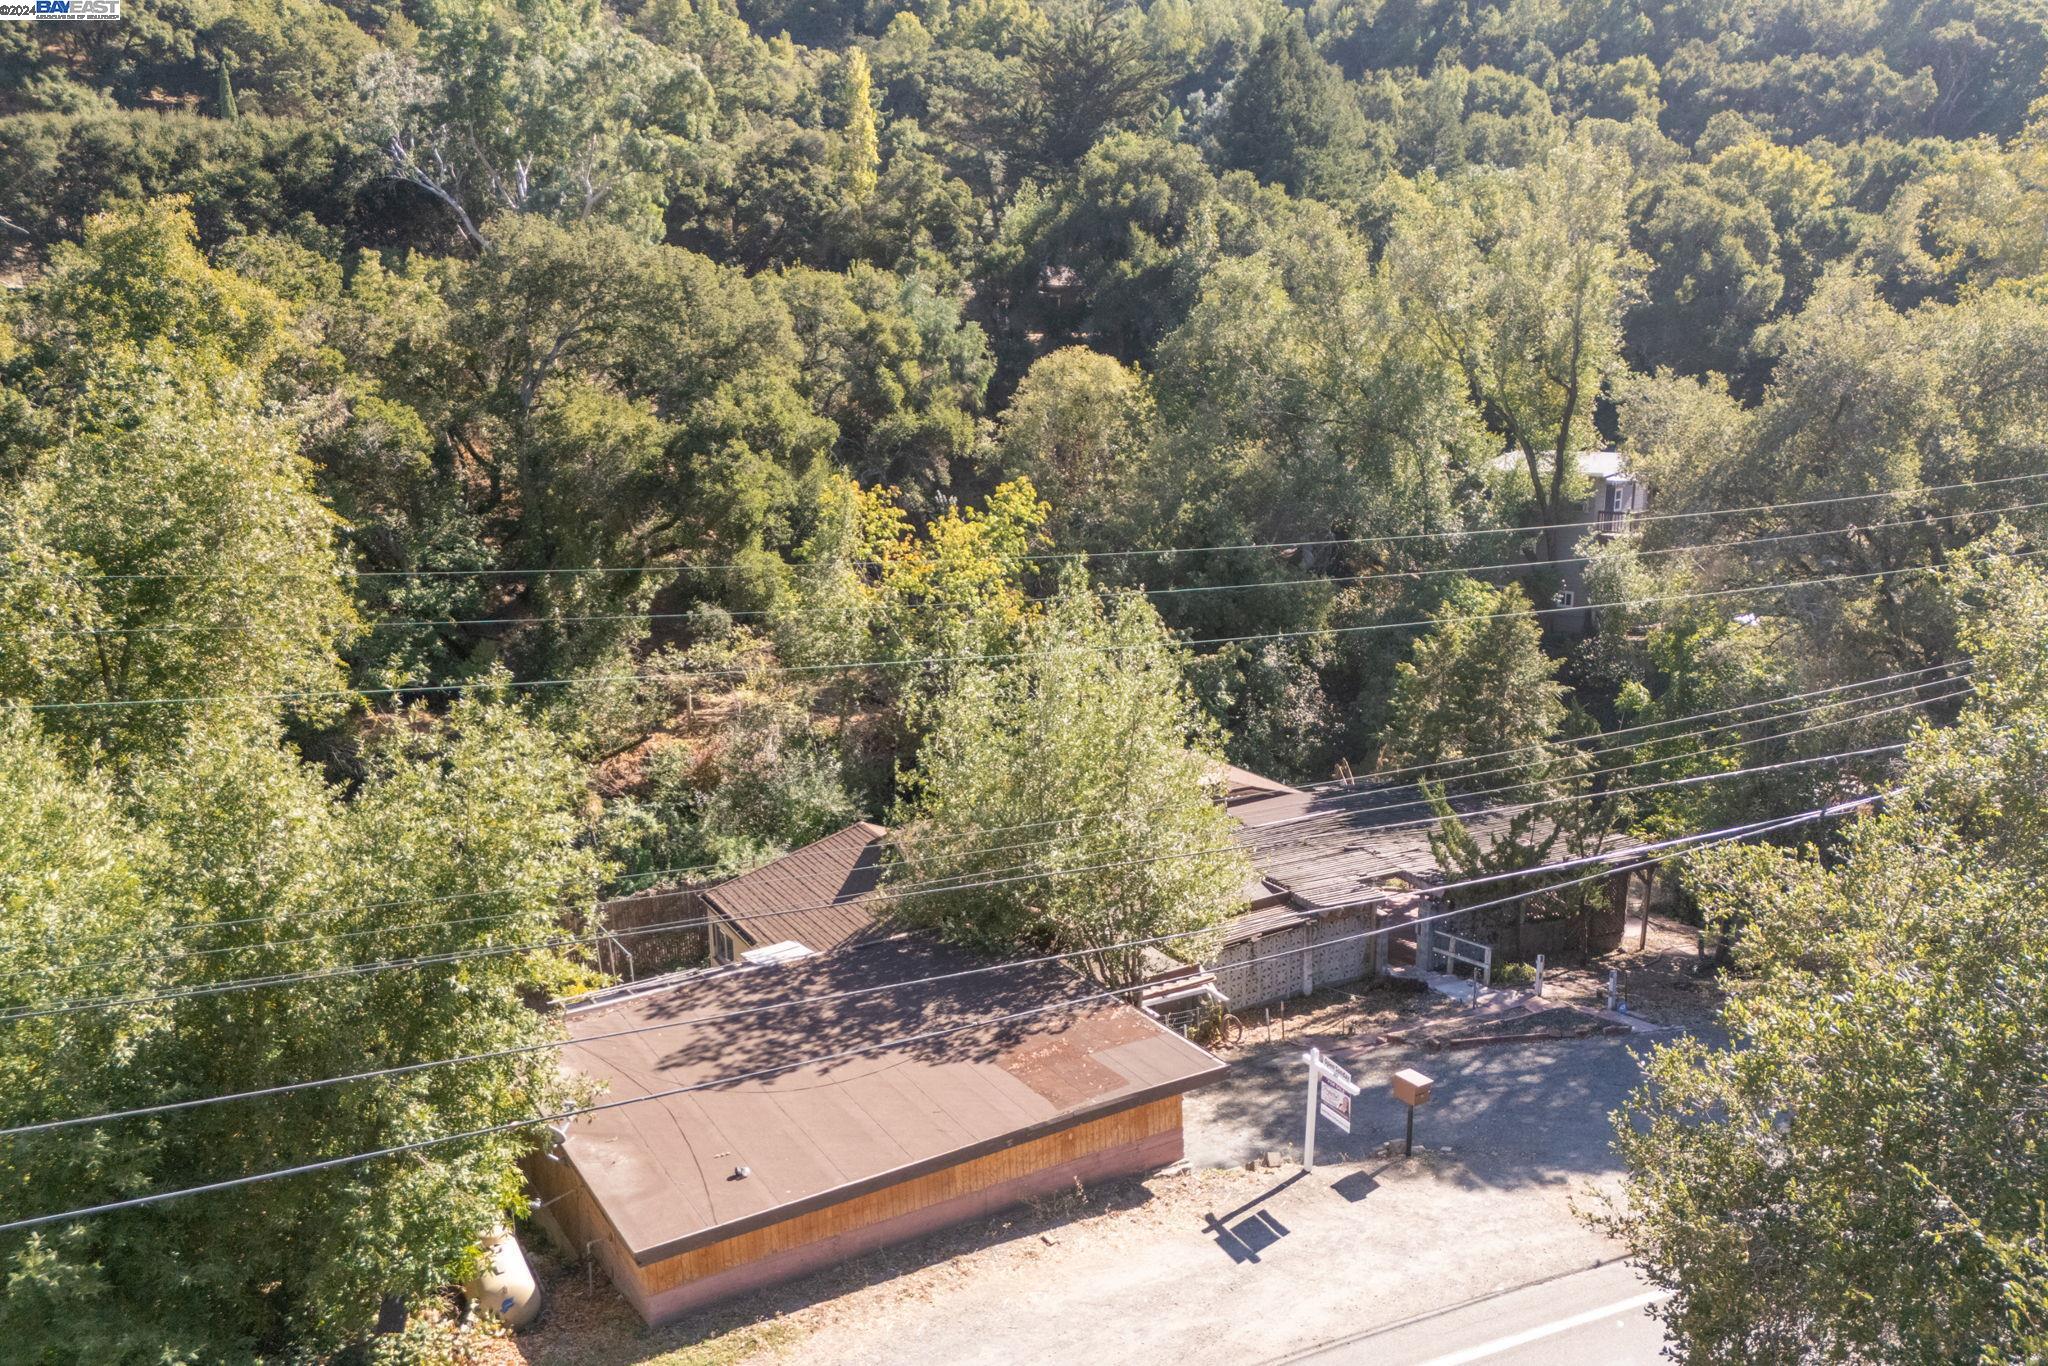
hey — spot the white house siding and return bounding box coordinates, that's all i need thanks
[1211,906,1383,1010]
[1309,910,1373,989]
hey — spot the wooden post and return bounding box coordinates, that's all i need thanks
[1637,868,1653,952]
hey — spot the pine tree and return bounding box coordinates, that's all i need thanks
[216,54,239,122]
[1213,17,1376,201]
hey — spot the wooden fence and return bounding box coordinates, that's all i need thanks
[593,887,709,979]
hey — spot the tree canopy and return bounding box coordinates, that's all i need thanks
[5,0,2048,1349]
[1604,549,2048,1359]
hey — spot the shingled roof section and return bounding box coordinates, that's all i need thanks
[1222,775,1633,913]
[554,935,1226,1264]
[701,820,890,955]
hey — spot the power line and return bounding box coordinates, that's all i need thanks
[0,798,1873,1230]
[0,738,1924,1021]
[18,470,2042,584]
[21,546,2042,714]
[31,496,2048,639]
[5,659,1960,962]
[9,725,1934,1014]
[7,674,1964,982]
[8,731,1911,1008]
[0,805,1843,1138]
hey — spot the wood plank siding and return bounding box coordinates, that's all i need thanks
[528,1094,1184,1324]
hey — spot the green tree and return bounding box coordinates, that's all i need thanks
[0,201,356,761]
[1385,135,1645,565]
[0,373,359,760]
[1015,0,1168,167]
[1603,547,2048,1361]
[354,0,714,248]
[1146,199,1492,607]
[600,693,861,882]
[988,131,1220,359]
[1213,16,1379,203]
[0,110,376,250]
[331,217,835,697]
[773,473,1050,686]
[0,697,603,1360]
[1382,577,1568,786]
[780,262,992,507]
[1627,163,1783,382]
[893,583,1250,986]
[994,345,1157,546]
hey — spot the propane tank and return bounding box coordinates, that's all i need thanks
[464,1224,542,1329]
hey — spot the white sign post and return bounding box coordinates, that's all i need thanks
[1300,1048,1360,1169]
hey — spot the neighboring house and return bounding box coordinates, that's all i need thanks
[1557,449,1647,634]
[701,821,890,964]
[525,935,1224,1324]
[1202,767,1643,1008]
[1496,449,1649,635]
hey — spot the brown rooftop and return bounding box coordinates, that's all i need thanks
[553,935,1225,1265]
[1223,775,1640,911]
[702,820,890,954]
[1208,761,1304,807]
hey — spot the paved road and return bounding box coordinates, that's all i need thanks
[1279,1259,1670,1365]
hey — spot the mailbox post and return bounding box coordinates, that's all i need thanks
[1391,1068,1434,1157]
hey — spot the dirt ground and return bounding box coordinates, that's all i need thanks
[497,1167,1288,1366]
[481,1026,1656,1366]
[1540,911,1725,1030]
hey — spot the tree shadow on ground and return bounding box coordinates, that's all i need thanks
[617,934,1128,1082]
[1182,1031,1658,1194]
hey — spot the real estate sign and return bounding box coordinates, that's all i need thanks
[1317,1078,1352,1133]
[1301,1047,1361,1167]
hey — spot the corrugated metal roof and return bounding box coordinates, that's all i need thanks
[701,821,890,954]
[555,934,1225,1264]
[1219,902,1313,946]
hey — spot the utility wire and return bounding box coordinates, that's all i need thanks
[7,675,1966,982]
[0,804,1853,1138]
[9,727,1915,1004]
[0,738,1925,1021]
[2,658,1962,961]
[33,496,2048,638]
[21,546,2043,714]
[18,471,2043,584]
[0,798,1873,1230]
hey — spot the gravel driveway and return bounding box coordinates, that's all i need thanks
[1183,1029,1655,1176]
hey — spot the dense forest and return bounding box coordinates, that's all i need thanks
[3,0,2048,1356]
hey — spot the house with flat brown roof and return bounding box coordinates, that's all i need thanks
[701,821,890,964]
[525,935,1224,1324]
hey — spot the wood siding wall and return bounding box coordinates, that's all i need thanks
[529,1094,1184,1325]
